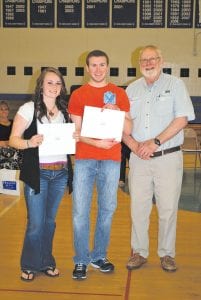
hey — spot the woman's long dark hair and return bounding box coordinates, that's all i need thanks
[33,67,70,123]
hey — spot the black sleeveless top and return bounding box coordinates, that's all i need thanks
[0,120,13,140]
[20,114,73,194]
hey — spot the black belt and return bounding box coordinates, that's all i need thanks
[151,146,181,158]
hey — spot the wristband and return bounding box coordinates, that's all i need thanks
[26,140,30,148]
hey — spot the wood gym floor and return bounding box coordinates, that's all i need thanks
[0,157,200,300]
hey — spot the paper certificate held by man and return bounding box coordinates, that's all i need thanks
[81,106,125,142]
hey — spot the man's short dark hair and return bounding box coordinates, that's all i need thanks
[86,50,109,66]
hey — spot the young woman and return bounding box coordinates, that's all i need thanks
[9,67,74,282]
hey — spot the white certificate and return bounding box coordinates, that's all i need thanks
[37,123,75,156]
[81,106,125,142]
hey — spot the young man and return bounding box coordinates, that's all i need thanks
[123,45,195,272]
[68,49,131,280]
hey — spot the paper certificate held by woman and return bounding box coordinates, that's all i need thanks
[37,123,75,156]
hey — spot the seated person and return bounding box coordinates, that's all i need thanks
[0,101,22,169]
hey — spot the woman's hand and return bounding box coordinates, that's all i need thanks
[28,134,44,148]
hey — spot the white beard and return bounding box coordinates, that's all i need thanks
[141,68,158,80]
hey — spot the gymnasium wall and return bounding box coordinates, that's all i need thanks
[0,1,201,101]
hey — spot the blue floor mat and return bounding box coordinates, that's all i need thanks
[179,169,201,212]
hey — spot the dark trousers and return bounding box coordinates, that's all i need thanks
[120,142,131,182]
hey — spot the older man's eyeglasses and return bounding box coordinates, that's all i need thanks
[139,57,160,66]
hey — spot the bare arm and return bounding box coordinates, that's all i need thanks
[155,116,188,144]
[70,114,119,149]
[9,113,43,149]
[122,132,139,154]
[123,112,132,135]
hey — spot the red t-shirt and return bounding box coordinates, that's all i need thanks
[68,83,130,161]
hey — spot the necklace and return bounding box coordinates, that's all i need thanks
[47,104,56,117]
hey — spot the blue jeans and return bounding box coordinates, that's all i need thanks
[21,168,68,272]
[73,159,120,265]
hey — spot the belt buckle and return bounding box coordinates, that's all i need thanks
[161,150,164,156]
[54,164,63,170]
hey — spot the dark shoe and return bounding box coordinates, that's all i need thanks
[42,266,59,277]
[72,263,87,280]
[160,256,177,272]
[21,270,35,282]
[126,253,147,270]
[91,258,114,273]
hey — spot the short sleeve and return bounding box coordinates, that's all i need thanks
[17,101,34,128]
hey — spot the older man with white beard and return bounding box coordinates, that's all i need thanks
[123,45,195,272]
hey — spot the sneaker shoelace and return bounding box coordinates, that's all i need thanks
[76,263,84,270]
[102,258,109,264]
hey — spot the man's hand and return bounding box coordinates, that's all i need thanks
[95,138,119,149]
[137,139,159,160]
[102,103,120,111]
[73,130,80,142]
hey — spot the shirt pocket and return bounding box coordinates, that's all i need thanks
[155,95,173,116]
